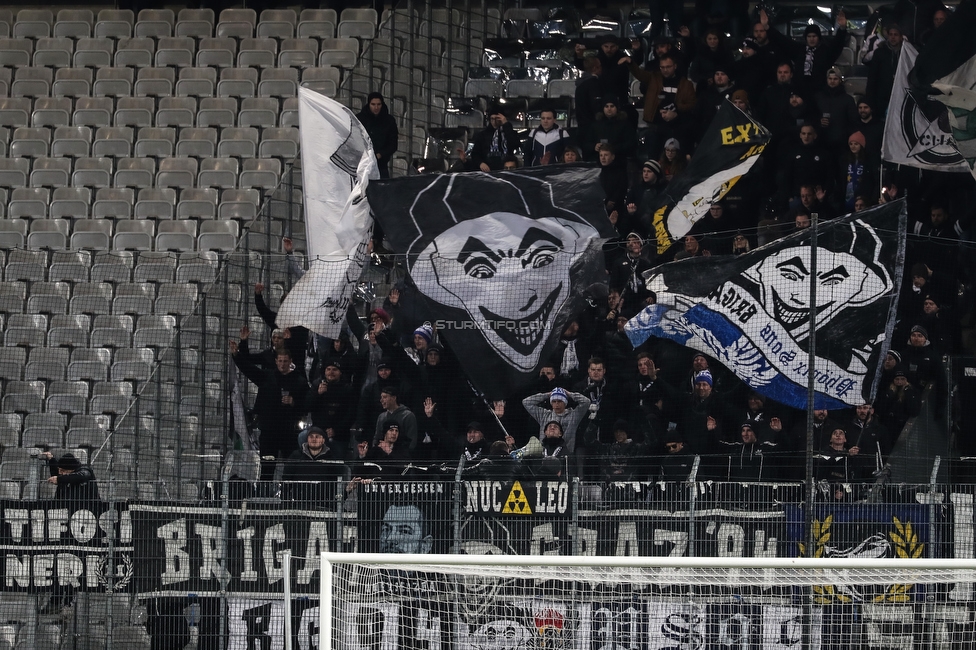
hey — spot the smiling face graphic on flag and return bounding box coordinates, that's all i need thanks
[367,167,615,399]
[412,212,597,371]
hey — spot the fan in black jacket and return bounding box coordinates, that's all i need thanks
[356,92,399,178]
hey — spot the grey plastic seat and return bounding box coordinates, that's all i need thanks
[114,37,154,68]
[239,158,281,189]
[197,157,238,189]
[32,97,71,128]
[113,219,154,250]
[54,9,93,38]
[94,9,134,39]
[318,38,359,68]
[259,127,299,159]
[196,97,236,128]
[279,38,318,68]
[155,282,197,316]
[155,96,195,128]
[134,68,174,97]
[176,8,214,38]
[33,37,73,68]
[198,220,239,252]
[91,250,133,282]
[29,157,71,187]
[217,67,256,99]
[256,9,296,38]
[51,125,91,157]
[70,219,112,250]
[50,250,92,283]
[9,187,50,217]
[6,249,47,281]
[26,219,68,249]
[280,97,299,127]
[177,188,218,220]
[0,348,25,382]
[74,38,113,68]
[10,125,51,158]
[4,316,47,349]
[133,252,176,283]
[133,188,175,220]
[156,157,197,189]
[156,221,197,252]
[176,251,219,283]
[92,126,133,157]
[218,189,260,220]
[258,68,298,98]
[12,67,53,99]
[72,156,112,188]
[70,281,112,315]
[301,67,340,96]
[238,98,277,128]
[176,67,215,98]
[0,98,31,128]
[113,283,154,315]
[134,9,174,38]
[14,10,53,39]
[134,126,176,158]
[217,127,257,158]
[114,157,154,189]
[49,314,91,348]
[92,187,133,219]
[25,351,66,382]
[72,97,113,128]
[91,314,133,348]
[91,381,134,415]
[156,37,195,67]
[196,37,235,68]
[175,127,216,158]
[298,9,336,39]
[50,187,91,218]
[0,220,24,247]
[52,67,92,99]
[237,37,276,68]
[216,8,256,39]
[93,67,133,98]
[115,96,153,128]
[0,38,33,68]
[0,282,26,314]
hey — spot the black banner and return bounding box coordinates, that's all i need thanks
[357,480,453,554]
[367,166,616,399]
[627,201,907,409]
[649,101,771,253]
[131,503,339,596]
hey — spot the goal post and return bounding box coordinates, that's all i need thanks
[320,552,976,650]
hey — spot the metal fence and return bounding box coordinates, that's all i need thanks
[4,474,976,648]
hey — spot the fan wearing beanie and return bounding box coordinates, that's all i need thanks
[40,450,99,502]
[758,6,849,96]
[840,129,876,212]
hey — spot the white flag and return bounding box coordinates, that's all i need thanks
[930,52,976,179]
[881,41,973,174]
[276,88,379,336]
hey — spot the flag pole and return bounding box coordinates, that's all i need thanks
[803,211,819,650]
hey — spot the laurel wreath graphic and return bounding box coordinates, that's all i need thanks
[94,554,134,592]
[801,515,923,604]
[878,516,923,603]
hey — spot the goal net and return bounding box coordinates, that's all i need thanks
[321,553,976,650]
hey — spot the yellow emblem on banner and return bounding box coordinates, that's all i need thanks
[502,481,532,514]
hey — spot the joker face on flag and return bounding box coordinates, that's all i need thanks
[626,201,907,410]
[368,167,615,399]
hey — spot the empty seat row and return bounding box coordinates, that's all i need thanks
[0,186,261,221]
[1,155,282,193]
[0,346,211,387]
[0,62,351,99]
[0,8,370,40]
[1,89,329,129]
[0,218,240,252]
[0,249,263,282]
[0,123,298,159]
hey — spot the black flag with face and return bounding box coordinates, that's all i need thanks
[368,167,615,399]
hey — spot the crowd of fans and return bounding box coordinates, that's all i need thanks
[227,3,972,502]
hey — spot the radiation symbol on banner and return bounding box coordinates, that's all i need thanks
[502,481,532,514]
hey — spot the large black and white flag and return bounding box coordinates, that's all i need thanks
[276,89,378,335]
[626,202,907,410]
[368,167,615,399]
[882,41,976,177]
[649,101,770,254]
